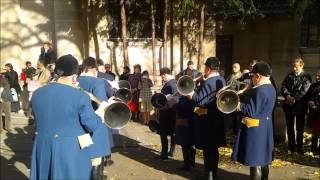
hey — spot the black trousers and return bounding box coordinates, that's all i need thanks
[203,147,219,175]
[181,146,196,167]
[231,112,241,135]
[285,113,305,152]
[160,134,175,156]
[250,166,269,180]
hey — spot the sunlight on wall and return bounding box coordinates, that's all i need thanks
[56,38,82,62]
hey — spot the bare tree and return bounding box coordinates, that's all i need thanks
[197,0,205,68]
[120,0,129,66]
[150,0,157,80]
[163,0,168,68]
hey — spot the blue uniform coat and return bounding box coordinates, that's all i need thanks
[174,96,195,146]
[30,83,104,180]
[98,71,114,98]
[159,79,177,136]
[78,76,112,156]
[232,83,276,167]
[192,76,226,149]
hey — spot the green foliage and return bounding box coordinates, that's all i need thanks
[178,0,196,19]
[224,0,262,24]
[289,0,318,21]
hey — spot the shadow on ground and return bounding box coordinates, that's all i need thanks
[113,134,249,179]
[1,125,34,180]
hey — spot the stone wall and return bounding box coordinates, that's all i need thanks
[0,0,85,73]
[1,2,318,82]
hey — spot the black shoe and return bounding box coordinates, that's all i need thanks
[206,170,218,180]
[28,118,34,125]
[168,147,175,158]
[250,167,261,180]
[261,166,269,180]
[297,148,304,155]
[91,165,103,180]
[104,159,114,167]
[168,152,174,158]
[177,165,191,171]
[158,155,169,160]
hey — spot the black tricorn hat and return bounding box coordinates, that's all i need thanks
[205,57,220,70]
[251,62,271,77]
[54,55,79,76]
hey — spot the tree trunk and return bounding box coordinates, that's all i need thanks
[170,0,174,71]
[88,0,100,60]
[92,29,100,60]
[81,0,90,58]
[197,0,205,69]
[163,0,168,68]
[179,0,184,72]
[151,0,156,81]
[120,0,129,66]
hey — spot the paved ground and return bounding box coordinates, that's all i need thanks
[1,112,319,180]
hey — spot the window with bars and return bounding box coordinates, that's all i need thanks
[300,6,320,48]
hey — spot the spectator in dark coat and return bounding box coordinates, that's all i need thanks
[128,64,142,121]
[119,66,131,81]
[39,42,55,65]
[305,70,320,154]
[2,63,21,112]
[281,58,312,154]
[0,75,13,132]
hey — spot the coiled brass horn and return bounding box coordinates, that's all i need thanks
[85,91,132,129]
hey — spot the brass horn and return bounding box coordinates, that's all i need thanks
[151,92,180,109]
[216,81,247,114]
[176,75,203,96]
[151,93,167,108]
[85,91,132,129]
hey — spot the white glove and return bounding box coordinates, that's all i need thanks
[95,101,109,121]
[91,157,102,166]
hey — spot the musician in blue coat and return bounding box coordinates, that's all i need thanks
[189,57,226,179]
[158,67,177,159]
[78,57,111,180]
[232,62,276,180]
[30,55,105,180]
[175,96,196,171]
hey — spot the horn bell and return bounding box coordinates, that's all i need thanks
[216,90,239,114]
[114,88,132,103]
[104,101,132,129]
[118,80,131,89]
[177,75,195,96]
[151,93,167,108]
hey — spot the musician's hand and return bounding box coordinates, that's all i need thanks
[286,95,295,105]
[235,102,241,112]
[308,100,316,109]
